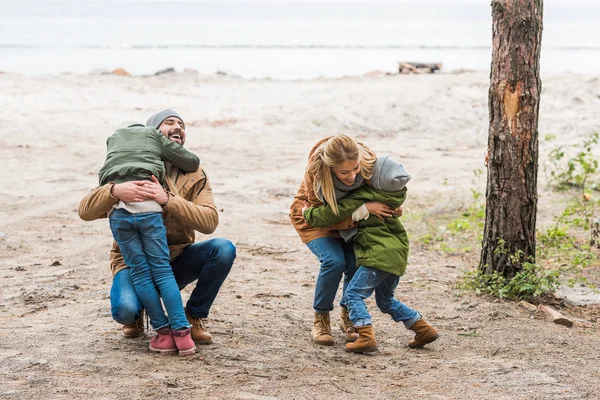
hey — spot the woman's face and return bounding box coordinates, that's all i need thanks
[332,159,361,186]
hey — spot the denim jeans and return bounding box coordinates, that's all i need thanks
[305,237,358,313]
[110,237,236,326]
[344,266,421,329]
[109,209,189,330]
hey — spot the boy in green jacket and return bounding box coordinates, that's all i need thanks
[98,120,199,356]
[303,157,438,353]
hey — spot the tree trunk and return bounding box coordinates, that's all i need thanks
[479,0,543,278]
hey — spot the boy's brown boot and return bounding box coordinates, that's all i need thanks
[339,307,359,342]
[185,310,213,345]
[312,312,334,346]
[408,319,439,349]
[345,325,378,353]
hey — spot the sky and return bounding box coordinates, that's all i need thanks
[31,0,600,3]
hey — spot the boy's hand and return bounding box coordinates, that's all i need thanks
[301,201,310,216]
[365,201,394,221]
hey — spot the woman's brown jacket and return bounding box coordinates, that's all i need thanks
[289,137,360,244]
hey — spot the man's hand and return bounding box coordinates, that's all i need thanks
[148,175,169,206]
[110,176,169,206]
[365,201,395,221]
[111,181,156,202]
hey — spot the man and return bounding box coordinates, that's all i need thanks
[79,109,236,344]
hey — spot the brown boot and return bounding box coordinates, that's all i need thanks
[186,310,213,345]
[122,311,145,338]
[339,307,359,342]
[408,319,439,349]
[312,312,334,346]
[345,325,378,353]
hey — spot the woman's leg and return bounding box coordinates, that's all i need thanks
[339,239,358,309]
[306,237,355,313]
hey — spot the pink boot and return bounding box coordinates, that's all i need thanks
[149,328,177,354]
[172,328,196,356]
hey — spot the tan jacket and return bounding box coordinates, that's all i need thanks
[289,137,358,244]
[78,167,218,276]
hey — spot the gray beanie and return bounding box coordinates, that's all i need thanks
[371,156,411,191]
[146,109,185,129]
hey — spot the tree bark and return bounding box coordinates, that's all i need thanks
[479,0,543,278]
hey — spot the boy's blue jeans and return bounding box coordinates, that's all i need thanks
[344,266,421,329]
[110,237,236,325]
[306,237,358,313]
[109,209,189,331]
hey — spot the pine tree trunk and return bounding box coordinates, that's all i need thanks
[479,0,543,278]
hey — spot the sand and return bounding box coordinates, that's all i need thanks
[1,70,599,399]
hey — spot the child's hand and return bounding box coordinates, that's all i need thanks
[301,201,310,215]
[365,201,394,221]
[393,206,403,217]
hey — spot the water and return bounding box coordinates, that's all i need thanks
[1,0,599,78]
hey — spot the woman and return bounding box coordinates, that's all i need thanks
[289,134,399,345]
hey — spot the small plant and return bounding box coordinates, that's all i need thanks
[413,169,485,254]
[545,132,599,192]
[459,259,560,301]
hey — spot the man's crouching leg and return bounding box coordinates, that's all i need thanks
[172,238,236,344]
[110,268,145,338]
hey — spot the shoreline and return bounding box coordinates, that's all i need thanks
[1,68,599,82]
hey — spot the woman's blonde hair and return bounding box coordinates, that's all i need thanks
[308,134,376,215]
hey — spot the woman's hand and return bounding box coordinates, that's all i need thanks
[365,201,395,221]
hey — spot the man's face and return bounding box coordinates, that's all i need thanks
[159,117,186,145]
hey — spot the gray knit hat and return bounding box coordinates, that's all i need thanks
[371,156,411,191]
[146,109,185,129]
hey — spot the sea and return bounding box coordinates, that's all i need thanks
[1,0,599,79]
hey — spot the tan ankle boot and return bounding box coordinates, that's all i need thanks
[122,311,145,338]
[408,319,439,349]
[312,312,334,346]
[345,325,378,353]
[186,310,213,345]
[339,307,359,342]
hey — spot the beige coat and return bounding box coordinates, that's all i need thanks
[78,167,218,276]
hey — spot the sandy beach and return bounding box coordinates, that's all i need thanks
[1,70,600,399]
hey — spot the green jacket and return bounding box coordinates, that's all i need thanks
[304,186,409,276]
[99,124,199,186]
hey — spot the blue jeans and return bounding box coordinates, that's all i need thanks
[306,237,358,313]
[109,209,189,330]
[110,237,236,326]
[344,266,421,329]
